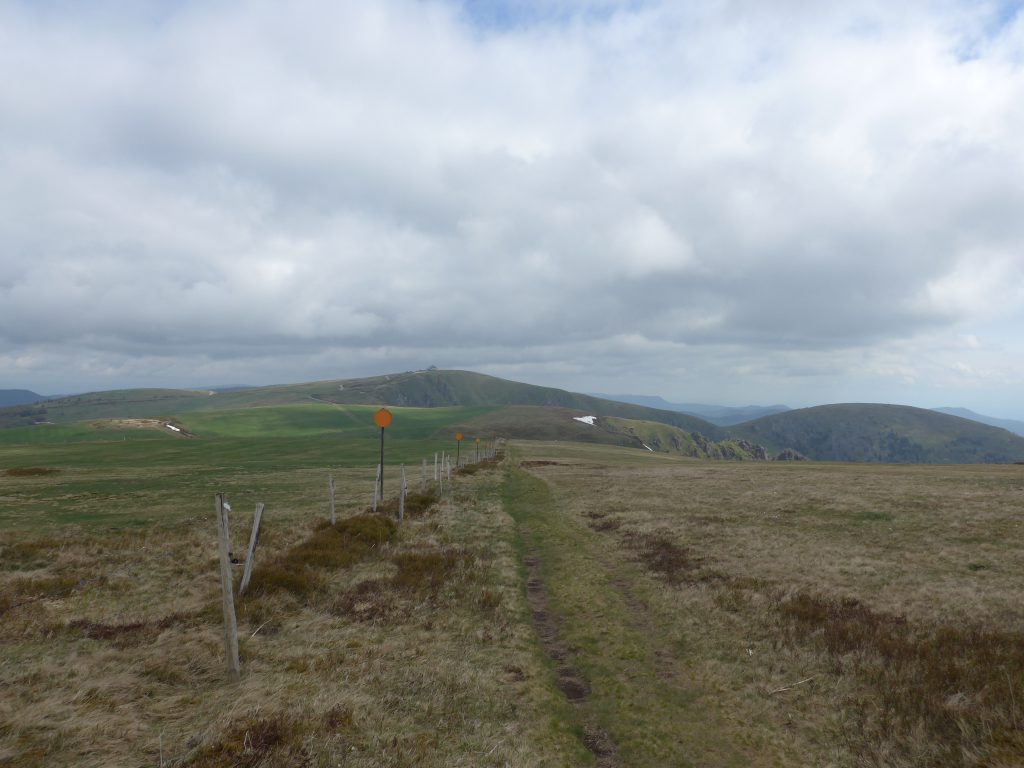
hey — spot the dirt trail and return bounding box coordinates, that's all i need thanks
[520,525,620,767]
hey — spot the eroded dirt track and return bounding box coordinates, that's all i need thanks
[519,524,620,767]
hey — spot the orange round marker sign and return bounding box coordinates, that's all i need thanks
[455,432,463,441]
[374,408,393,429]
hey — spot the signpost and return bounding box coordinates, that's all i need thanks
[374,408,392,499]
[455,432,463,465]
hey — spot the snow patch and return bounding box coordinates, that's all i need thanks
[573,415,597,426]
[640,442,654,452]
[164,424,181,432]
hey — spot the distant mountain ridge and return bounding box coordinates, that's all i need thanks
[0,389,45,407]
[932,407,1024,437]
[593,393,790,426]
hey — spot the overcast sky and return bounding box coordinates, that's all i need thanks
[2,0,1023,417]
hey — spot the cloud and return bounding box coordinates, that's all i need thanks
[0,0,1022,414]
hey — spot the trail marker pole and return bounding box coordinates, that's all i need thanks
[239,502,264,596]
[455,432,463,466]
[215,493,240,680]
[374,408,393,500]
[373,464,381,511]
[328,476,336,525]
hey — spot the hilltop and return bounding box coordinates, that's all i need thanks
[732,403,1024,463]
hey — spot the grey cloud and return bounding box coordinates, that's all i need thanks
[1,0,1022,412]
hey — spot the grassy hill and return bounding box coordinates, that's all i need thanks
[314,370,724,435]
[2,370,723,437]
[6,371,1023,464]
[732,403,1024,463]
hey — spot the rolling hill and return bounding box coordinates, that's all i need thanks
[444,407,767,459]
[4,370,1023,463]
[732,403,1024,463]
[315,370,724,435]
[2,370,724,437]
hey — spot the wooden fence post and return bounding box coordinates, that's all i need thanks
[328,476,336,525]
[215,493,240,680]
[373,464,381,512]
[399,464,407,522]
[239,502,264,596]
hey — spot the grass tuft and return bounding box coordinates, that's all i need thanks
[332,578,397,623]
[0,573,83,614]
[0,537,63,570]
[187,715,300,767]
[626,532,720,585]
[375,489,439,518]
[390,550,471,594]
[67,612,190,649]
[323,704,358,732]
[246,514,397,598]
[245,561,323,598]
[334,513,397,543]
[4,467,59,476]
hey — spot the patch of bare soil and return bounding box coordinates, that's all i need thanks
[96,418,197,437]
[519,525,620,767]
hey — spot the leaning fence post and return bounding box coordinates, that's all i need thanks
[399,464,407,522]
[328,475,336,525]
[239,502,264,596]
[215,493,240,680]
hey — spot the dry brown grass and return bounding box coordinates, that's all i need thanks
[0,462,585,767]
[516,441,1024,767]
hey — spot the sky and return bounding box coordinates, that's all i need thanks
[1,0,1023,418]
